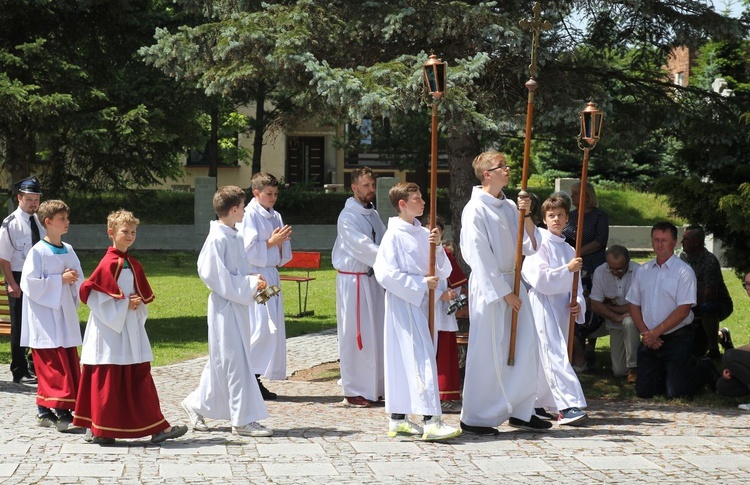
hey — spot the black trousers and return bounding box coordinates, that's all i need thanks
[8,271,29,380]
[716,348,750,398]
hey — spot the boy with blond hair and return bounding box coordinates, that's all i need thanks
[459,150,552,435]
[20,200,83,431]
[74,210,187,444]
[182,185,272,437]
[240,172,292,399]
[373,182,460,441]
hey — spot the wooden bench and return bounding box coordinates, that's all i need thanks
[280,251,321,318]
[0,278,11,336]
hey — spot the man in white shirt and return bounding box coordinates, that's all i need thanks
[590,245,640,383]
[0,177,45,384]
[627,222,716,398]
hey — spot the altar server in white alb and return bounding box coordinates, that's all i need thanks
[373,182,460,441]
[182,185,272,437]
[459,150,552,436]
[332,167,387,408]
[240,172,292,399]
[522,195,588,426]
[21,200,83,431]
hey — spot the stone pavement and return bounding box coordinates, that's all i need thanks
[2,328,750,484]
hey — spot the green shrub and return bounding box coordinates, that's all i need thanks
[63,191,194,224]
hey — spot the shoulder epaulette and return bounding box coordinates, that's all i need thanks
[1,214,15,227]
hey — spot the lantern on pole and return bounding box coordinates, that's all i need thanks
[568,100,604,361]
[422,54,446,340]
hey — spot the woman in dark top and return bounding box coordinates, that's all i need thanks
[563,182,609,289]
[563,182,609,370]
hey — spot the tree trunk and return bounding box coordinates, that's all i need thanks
[251,84,266,175]
[447,131,481,272]
[207,101,219,180]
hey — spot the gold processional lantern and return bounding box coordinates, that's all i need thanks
[578,101,604,148]
[422,54,446,99]
[568,100,604,360]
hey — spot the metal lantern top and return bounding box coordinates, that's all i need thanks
[423,55,447,99]
[578,101,604,147]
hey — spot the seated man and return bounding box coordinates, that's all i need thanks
[627,222,716,399]
[679,224,733,359]
[589,245,640,383]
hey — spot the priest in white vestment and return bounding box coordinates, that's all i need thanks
[332,167,386,407]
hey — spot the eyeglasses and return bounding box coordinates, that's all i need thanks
[487,164,510,172]
[742,282,750,289]
[607,265,627,276]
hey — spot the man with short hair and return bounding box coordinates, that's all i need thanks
[627,222,715,398]
[589,245,640,383]
[679,224,733,359]
[0,176,46,384]
[332,167,387,408]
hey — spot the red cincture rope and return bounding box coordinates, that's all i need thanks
[338,271,368,350]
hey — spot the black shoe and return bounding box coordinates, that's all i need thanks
[460,421,500,436]
[257,378,277,401]
[534,407,555,420]
[719,327,735,350]
[13,374,37,385]
[508,415,553,432]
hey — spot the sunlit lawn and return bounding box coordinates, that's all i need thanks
[0,250,337,367]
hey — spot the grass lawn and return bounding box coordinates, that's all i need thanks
[0,250,338,368]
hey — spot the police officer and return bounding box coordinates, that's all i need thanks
[0,176,45,384]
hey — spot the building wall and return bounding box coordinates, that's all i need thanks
[666,46,692,86]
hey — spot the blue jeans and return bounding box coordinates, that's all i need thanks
[636,325,710,399]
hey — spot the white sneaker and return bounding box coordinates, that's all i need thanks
[181,399,210,432]
[387,418,423,438]
[422,417,461,441]
[232,422,273,437]
[738,403,750,411]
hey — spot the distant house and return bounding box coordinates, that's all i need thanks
[665,46,693,87]
[162,105,449,191]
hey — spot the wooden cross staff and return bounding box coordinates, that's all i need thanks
[508,2,551,366]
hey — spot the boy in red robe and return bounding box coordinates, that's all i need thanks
[73,210,187,444]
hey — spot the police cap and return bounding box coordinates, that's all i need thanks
[14,176,42,195]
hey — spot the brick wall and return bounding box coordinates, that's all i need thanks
[666,46,692,86]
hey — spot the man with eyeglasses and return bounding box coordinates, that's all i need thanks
[589,245,640,383]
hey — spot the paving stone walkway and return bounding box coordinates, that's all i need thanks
[2,328,749,484]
